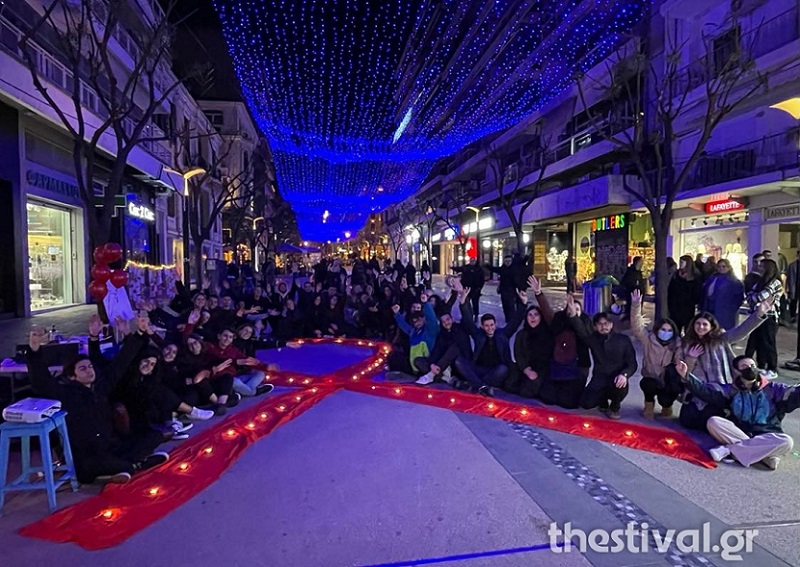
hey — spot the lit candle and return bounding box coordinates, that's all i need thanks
[178,462,189,471]
[148,487,160,496]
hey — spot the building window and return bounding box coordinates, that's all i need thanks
[0,19,20,55]
[167,194,176,218]
[80,83,99,114]
[713,27,742,77]
[204,111,225,132]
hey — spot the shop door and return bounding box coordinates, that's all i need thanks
[0,180,18,315]
[27,201,74,311]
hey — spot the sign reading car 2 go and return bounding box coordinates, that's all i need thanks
[591,214,627,232]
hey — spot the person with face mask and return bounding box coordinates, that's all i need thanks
[630,290,682,419]
[675,357,798,469]
[565,295,637,419]
[679,298,773,430]
[26,315,169,485]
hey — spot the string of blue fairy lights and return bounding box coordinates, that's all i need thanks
[212,0,647,241]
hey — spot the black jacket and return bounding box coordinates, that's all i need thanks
[456,264,485,290]
[568,317,637,385]
[27,333,150,456]
[461,299,526,365]
[430,323,473,361]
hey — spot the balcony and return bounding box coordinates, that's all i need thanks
[684,132,799,192]
[673,6,798,95]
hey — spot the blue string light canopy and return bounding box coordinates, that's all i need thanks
[213,0,647,241]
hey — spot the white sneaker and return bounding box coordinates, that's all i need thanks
[763,456,780,470]
[415,373,435,385]
[188,407,215,421]
[441,366,454,385]
[709,446,731,462]
[171,419,193,434]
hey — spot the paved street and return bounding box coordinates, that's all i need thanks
[0,287,798,567]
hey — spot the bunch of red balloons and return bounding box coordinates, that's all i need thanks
[88,243,128,301]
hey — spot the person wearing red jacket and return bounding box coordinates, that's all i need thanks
[204,327,273,397]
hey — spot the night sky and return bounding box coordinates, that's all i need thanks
[166,0,242,101]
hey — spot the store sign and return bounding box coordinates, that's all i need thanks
[591,214,627,232]
[705,199,744,214]
[127,201,155,222]
[26,169,80,200]
[764,204,800,221]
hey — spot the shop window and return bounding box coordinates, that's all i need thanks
[27,202,73,311]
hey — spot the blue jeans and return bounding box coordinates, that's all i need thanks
[232,370,266,396]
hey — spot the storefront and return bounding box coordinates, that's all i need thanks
[24,163,87,312]
[573,213,630,283]
[674,197,750,280]
[122,188,159,265]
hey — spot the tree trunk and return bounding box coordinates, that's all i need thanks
[194,239,205,292]
[653,217,670,321]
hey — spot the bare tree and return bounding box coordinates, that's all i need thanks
[576,19,767,318]
[485,135,551,256]
[186,140,254,286]
[18,0,209,251]
[431,181,478,265]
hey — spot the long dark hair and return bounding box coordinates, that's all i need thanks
[679,254,699,280]
[755,259,779,291]
[683,311,725,347]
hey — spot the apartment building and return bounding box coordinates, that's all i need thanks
[388,0,799,286]
[198,99,278,270]
[0,0,228,316]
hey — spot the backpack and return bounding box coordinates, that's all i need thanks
[553,329,577,364]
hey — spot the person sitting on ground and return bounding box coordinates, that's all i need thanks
[26,316,169,485]
[565,295,637,419]
[507,302,553,399]
[630,290,682,419]
[390,292,439,377]
[530,276,591,409]
[180,333,236,414]
[675,357,798,470]
[453,286,528,396]
[413,286,473,386]
[678,299,771,430]
[109,315,214,440]
[205,327,274,397]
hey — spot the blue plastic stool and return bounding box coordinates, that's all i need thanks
[0,410,78,515]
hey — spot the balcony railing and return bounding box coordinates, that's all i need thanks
[673,6,798,95]
[639,131,799,193]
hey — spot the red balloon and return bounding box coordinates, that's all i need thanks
[102,242,123,264]
[110,270,128,289]
[91,264,112,283]
[88,279,108,301]
[93,246,107,265]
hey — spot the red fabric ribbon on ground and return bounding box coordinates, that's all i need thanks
[20,338,715,550]
[19,389,335,550]
[345,380,717,469]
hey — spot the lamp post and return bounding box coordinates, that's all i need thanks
[466,205,489,265]
[167,167,206,286]
[252,216,265,269]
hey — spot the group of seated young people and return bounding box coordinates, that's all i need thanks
[26,256,800,483]
[385,271,799,471]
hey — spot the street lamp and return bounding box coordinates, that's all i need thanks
[166,167,206,286]
[466,205,490,265]
[251,216,265,268]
